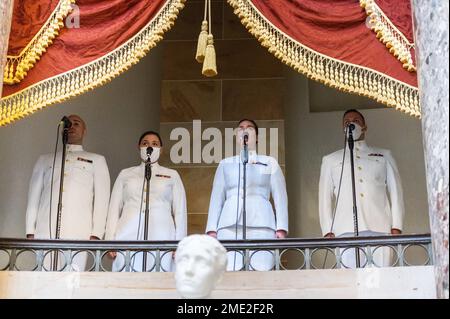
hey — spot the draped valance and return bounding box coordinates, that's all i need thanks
[1,0,419,126]
[227,0,419,117]
[1,0,185,126]
[4,0,75,85]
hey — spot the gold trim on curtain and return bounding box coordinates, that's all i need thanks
[0,0,186,126]
[4,0,76,85]
[228,0,420,118]
[360,0,416,72]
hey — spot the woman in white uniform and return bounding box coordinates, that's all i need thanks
[206,119,289,271]
[105,131,187,272]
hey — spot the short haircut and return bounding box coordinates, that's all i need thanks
[176,235,227,272]
[343,109,366,125]
[68,114,86,129]
[238,119,259,136]
[138,131,163,146]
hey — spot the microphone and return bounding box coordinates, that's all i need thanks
[243,132,249,145]
[60,116,72,129]
[348,123,355,131]
[241,132,249,164]
[146,147,153,162]
[347,123,355,150]
[145,147,153,179]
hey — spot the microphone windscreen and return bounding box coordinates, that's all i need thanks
[61,116,72,128]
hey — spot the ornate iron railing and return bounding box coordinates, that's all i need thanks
[0,234,432,272]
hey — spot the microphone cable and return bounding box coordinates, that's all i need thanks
[322,126,348,269]
[233,160,242,271]
[47,122,62,269]
[213,154,243,271]
[133,171,147,271]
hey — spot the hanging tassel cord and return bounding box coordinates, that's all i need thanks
[195,0,209,63]
[202,0,217,77]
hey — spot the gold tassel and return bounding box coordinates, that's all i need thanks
[195,20,209,63]
[202,34,217,77]
[202,0,217,77]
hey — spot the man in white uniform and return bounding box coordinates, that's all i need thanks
[206,119,288,271]
[319,109,404,268]
[25,114,111,271]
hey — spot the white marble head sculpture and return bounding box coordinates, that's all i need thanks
[175,234,227,299]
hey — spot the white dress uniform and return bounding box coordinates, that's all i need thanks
[319,140,405,267]
[206,151,288,271]
[25,144,111,271]
[105,162,187,272]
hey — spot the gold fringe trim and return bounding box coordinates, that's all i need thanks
[0,0,186,127]
[360,0,416,72]
[4,0,76,85]
[227,0,420,118]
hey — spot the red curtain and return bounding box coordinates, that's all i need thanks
[362,0,416,71]
[8,1,60,56]
[1,0,185,126]
[376,0,414,43]
[4,0,73,86]
[2,0,419,125]
[3,0,177,96]
[228,0,419,117]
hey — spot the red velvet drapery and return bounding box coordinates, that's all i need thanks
[1,0,419,126]
[4,0,73,86]
[1,0,185,126]
[228,0,419,117]
[362,0,416,71]
[8,1,60,56]
[375,0,414,43]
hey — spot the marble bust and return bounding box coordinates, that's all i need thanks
[175,234,227,299]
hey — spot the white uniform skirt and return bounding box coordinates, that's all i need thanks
[218,226,276,271]
[112,213,173,272]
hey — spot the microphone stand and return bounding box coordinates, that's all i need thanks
[348,126,360,268]
[53,125,69,271]
[143,157,151,272]
[242,137,249,270]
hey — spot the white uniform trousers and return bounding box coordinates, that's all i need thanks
[338,231,393,268]
[218,226,276,271]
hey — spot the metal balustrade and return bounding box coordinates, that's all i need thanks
[0,234,432,272]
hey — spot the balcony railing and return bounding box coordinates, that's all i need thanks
[0,234,432,272]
